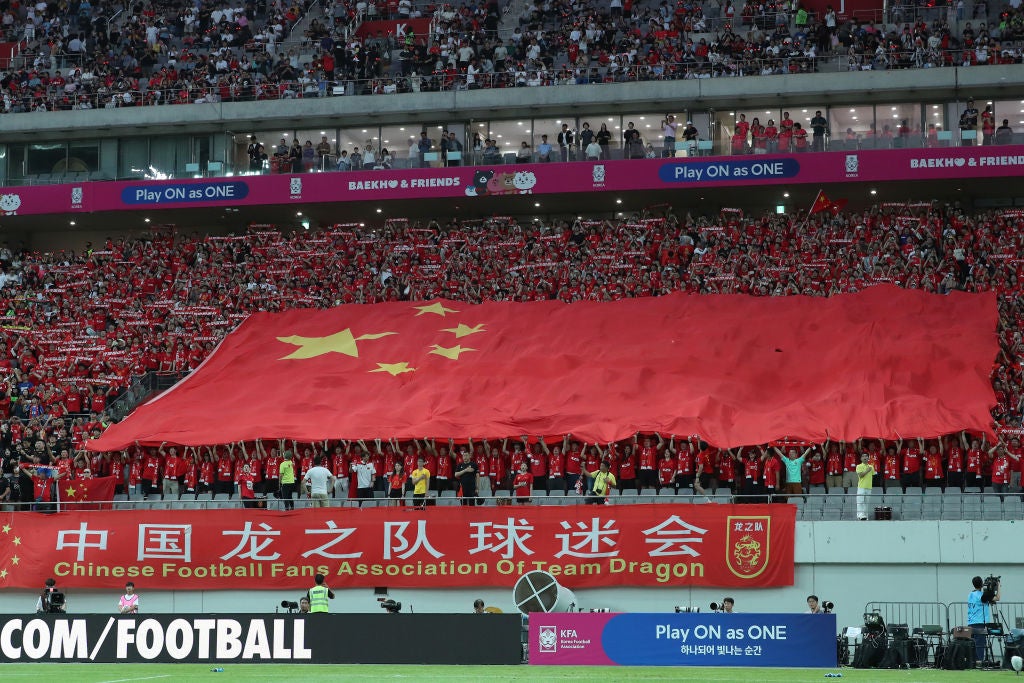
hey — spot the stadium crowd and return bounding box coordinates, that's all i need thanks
[1,200,1024,506]
[0,0,1021,112]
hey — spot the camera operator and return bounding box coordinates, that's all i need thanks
[306,573,334,613]
[36,578,65,614]
[711,598,736,613]
[806,595,824,614]
[968,575,1000,665]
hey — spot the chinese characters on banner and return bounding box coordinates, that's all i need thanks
[0,504,794,590]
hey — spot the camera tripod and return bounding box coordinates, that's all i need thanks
[979,603,1011,669]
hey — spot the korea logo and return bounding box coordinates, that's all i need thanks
[592,164,605,185]
[290,177,303,197]
[725,515,770,580]
[845,154,859,176]
[538,625,558,653]
[71,186,83,207]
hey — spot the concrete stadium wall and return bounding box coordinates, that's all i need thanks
[1,66,1017,142]
[5,519,1019,632]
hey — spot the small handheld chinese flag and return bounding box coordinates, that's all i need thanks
[809,190,848,216]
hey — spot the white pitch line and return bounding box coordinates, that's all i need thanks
[95,675,172,683]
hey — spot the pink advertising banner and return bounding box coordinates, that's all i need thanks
[0,146,1020,218]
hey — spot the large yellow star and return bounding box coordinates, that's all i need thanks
[1,524,9,534]
[12,537,20,546]
[277,329,396,360]
[370,362,416,376]
[429,344,476,360]
[414,303,459,317]
[65,486,77,498]
[441,323,486,338]
[11,555,18,566]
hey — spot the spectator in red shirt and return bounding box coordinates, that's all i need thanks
[882,444,901,493]
[694,443,716,496]
[512,462,533,504]
[160,443,183,500]
[824,441,843,493]
[636,433,664,493]
[564,440,583,493]
[657,450,676,491]
[760,447,781,501]
[965,437,986,493]
[989,443,1013,501]
[540,435,566,495]
[671,437,695,494]
[239,463,259,509]
[899,437,924,492]
[616,442,637,493]
[430,439,453,493]
[923,441,945,492]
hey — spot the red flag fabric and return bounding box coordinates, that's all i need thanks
[809,190,831,214]
[88,286,998,450]
[60,476,116,510]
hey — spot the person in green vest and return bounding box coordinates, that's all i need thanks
[307,573,334,613]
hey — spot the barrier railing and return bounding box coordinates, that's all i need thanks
[4,490,1022,516]
[1,47,1010,117]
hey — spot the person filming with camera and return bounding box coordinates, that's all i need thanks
[36,578,66,613]
[968,575,1001,666]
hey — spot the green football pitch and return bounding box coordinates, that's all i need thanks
[0,664,1015,682]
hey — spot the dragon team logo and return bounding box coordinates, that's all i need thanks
[538,626,557,653]
[726,515,770,579]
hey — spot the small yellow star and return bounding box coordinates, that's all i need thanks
[12,537,20,546]
[370,362,416,376]
[11,555,18,566]
[0,569,7,579]
[413,303,459,317]
[441,323,486,338]
[1,524,9,534]
[429,344,476,360]
[277,328,396,360]
[65,486,77,498]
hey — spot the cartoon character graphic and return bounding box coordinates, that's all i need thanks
[487,172,516,195]
[512,171,537,194]
[0,194,21,215]
[465,169,495,197]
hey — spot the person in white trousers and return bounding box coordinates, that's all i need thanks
[855,453,876,520]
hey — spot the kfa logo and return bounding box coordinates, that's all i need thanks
[845,154,859,177]
[290,177,303,198]
[538,625,557,652]
[71,187,83,207]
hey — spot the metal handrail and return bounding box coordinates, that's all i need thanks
[4,491,1021,515]
[0,48,1010,117]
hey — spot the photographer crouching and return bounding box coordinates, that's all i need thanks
[968,574,1001,667]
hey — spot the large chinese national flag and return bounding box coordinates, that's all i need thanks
[88,286,997,450]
